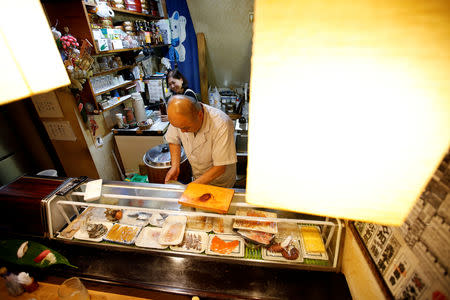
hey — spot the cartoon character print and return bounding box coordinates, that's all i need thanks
[168,11,187,64]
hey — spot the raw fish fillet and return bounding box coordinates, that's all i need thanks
[210,236,239,254]
[161,223,183,243]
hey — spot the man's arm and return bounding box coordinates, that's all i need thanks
[164,143,182,183]
[194,115,236,185]
[192,165,226,185]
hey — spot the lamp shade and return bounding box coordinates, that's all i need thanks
[247,0,450,225]
[0,0,70,104]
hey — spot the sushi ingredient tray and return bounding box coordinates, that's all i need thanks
[233,209,278,234]
[170,231,208,253]
[59,207,101,239]
[299,226,328,260]
[159,215,187,245]
[149,212,167,227]
[103,223,142,245]
[212,217,234,234]
[186,216,213,232]
[206,234,244,257]
[120,210,151,227]
[237,229,274,245]
[74,221,113,242]
[262,239,304,263]
[276,222,301,241]
[83,207,108,222]
[135,227,167,249]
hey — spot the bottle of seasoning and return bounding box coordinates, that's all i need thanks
[144,21,151,44]
[159,98,167,115]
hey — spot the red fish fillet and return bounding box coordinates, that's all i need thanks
[210,236,239,254]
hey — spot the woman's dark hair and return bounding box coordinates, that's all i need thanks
[167,69,189,92]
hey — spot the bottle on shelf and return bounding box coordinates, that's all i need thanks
[159,98,168,121]
[144,21,151,44]
[151,22,160,45]
[134,20,145,45]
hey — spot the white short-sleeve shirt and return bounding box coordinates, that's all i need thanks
[165,104,237,187]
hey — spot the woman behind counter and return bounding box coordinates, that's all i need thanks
[167,69,199,101]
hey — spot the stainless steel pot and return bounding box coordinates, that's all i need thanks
[143,143,191,184]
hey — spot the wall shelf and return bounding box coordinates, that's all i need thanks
[93,44,169,56]
[93,47,142,56]
[84,4,165,19]
[101,95,132,112]
[93,80,135,96]
[92,65,134,77]
[112,7,163,19]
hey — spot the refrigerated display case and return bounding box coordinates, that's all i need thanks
[42,180,345,272]
[0,176,352,299]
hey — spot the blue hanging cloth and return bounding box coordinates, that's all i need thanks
[166,0,201,94]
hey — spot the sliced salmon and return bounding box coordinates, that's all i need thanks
[210,236,239,254]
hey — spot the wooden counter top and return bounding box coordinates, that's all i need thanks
[0,280,155,300]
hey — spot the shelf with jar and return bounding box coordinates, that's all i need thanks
[43,1,169,119]
[98,94,132,111]
[83,0,171,54]
[43,1,169,57]
[84,0,166,18]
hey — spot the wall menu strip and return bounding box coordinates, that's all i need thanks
[351,151,450,300]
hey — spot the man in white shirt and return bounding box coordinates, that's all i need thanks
[164,95,237,187]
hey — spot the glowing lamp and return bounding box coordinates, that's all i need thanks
[247,0,450,225]
[0,0,70,105]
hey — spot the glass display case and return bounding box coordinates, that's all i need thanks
[42,181,345,271]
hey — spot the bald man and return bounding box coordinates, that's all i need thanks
[164,95,237,187]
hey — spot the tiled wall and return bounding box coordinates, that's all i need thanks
[187,0,254,88]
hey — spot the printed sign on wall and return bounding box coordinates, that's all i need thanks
[43,121,77,141]
[31,91,64,118]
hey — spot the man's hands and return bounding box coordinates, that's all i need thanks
[165,143,182,184]
[165,166,180,183]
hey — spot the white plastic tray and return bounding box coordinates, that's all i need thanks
[206,234,244,257]
[212,217,234,234]
[83,207,107,222]
[298,225,329,260]
[186,216,213,232]
[261,239,304,263]
[135,227,167,249]
[103,223,142,245]
[170,231,208,253]
[73,221,113,242]
[120,210,151,227]
[158,215,187,245]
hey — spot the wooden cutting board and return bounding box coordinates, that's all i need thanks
[178,183,235,214]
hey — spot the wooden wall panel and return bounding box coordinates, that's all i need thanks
[197,33,208,104]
